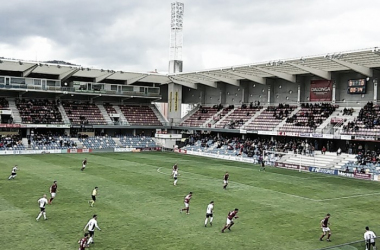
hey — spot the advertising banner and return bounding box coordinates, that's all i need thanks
[275,162,309,171]
[338,171,354,178]
[310,80,332,101]
[174,149,187,154]
[309,167,338,175]
[354,173,372,180]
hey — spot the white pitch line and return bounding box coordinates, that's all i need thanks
[156,168,380,202]
[318,192,380,201]
[157,167,170,175]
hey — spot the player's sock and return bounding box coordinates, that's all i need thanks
[174,180,178,185]
[205,218,208,226]
[210,217,213,225]
[8,175,11,180]
[36,212,42,220]
[88,237,93,244]
[43,212,46,219]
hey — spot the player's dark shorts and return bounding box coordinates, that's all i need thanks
[40,207,45,212]
[206,213,213,218]
[11,173,16,176]
[88,230,94,237]
[174,177,177,180]
[92,195,96,201]
[367,241,376,247]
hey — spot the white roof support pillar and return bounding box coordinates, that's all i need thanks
[168,76,197,89]
[222,69,266,84]
[198,72,239,86]
[22,64,38,77]
[331,58,373,77]
[176,75,217,88]
[126,74,148,85]
[252,66,296,83]
[287,62,331,80]
[96,72,114,83]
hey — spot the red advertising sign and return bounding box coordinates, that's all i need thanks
[310,80,332,101]
[174,149,187,154]
[354,173,372,180]
[275,162,308,171]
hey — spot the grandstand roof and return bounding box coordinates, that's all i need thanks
[1,47,379,88]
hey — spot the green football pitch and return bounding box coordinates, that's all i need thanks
[0,152,379,250]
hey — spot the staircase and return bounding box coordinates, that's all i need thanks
[203,109,226,127]
[316,107,344,134]
[274,106,302,131]
[112,105,129,125]
[58,103,71,124]
[151,105,168,126]
[96,104,113,125]
[71,138,83,149]
[22,138,29,149]
[241,108,265,129]
[179,105,200,125]
[213,107,237,128]
[7,99,22,123]
[113,137,123,147]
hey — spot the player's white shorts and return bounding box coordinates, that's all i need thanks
[224,180,228,184]
[51,193,56,198]
[226,218,233,225]
[82,164,86,168]
[184,202,189,208]
[322,227,330,232]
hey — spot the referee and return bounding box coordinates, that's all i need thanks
[89,187,98,207]
[364,226,376,250]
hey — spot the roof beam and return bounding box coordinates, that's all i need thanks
[331,58,373,77]
[222,69,266,84]
[287,62,331,80]
[176,75,217,88]
[252,66,296,82]
[197,72,239,86]
[59,68,80,81]
[126,74,148,85]
[168,76,197,89]
[22,64,38,77]
[59,68,80,82]
[96,72,114,83]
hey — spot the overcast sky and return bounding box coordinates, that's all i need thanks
[0,0,379,73]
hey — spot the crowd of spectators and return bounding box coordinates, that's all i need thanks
[267,103,294,120]
[0,98,9,109]
[28,131,76,149]
[186,133,319,158]
[286,103,336,129]
[343,102,379,133]
[16,98,63,124]
[0,135,23,149]
[342,108,354,116]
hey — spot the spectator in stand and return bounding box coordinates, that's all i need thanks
[321,146,327,155]
[336,148,342,156]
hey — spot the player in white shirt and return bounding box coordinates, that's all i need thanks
[8,165,18,180]
[173,170,179,186]
[364,226,376,250]
[36,194,48,221]
[84,214,101,245]
[205,201,214,227]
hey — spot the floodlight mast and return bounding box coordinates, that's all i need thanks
[169,2,184,74]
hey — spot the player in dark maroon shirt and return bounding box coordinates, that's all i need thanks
[319,213,331,241]
[81,158,87,171]
[78,233,90,250]
[221,208,239,233]
[223,172,229,189]
[180,192,192,214]
[49,181,58,204]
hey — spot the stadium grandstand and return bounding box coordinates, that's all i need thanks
[0,47,380,176]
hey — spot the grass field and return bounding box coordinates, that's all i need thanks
[0,152,379,250]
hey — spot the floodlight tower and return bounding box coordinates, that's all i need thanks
[169,2,184,74]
